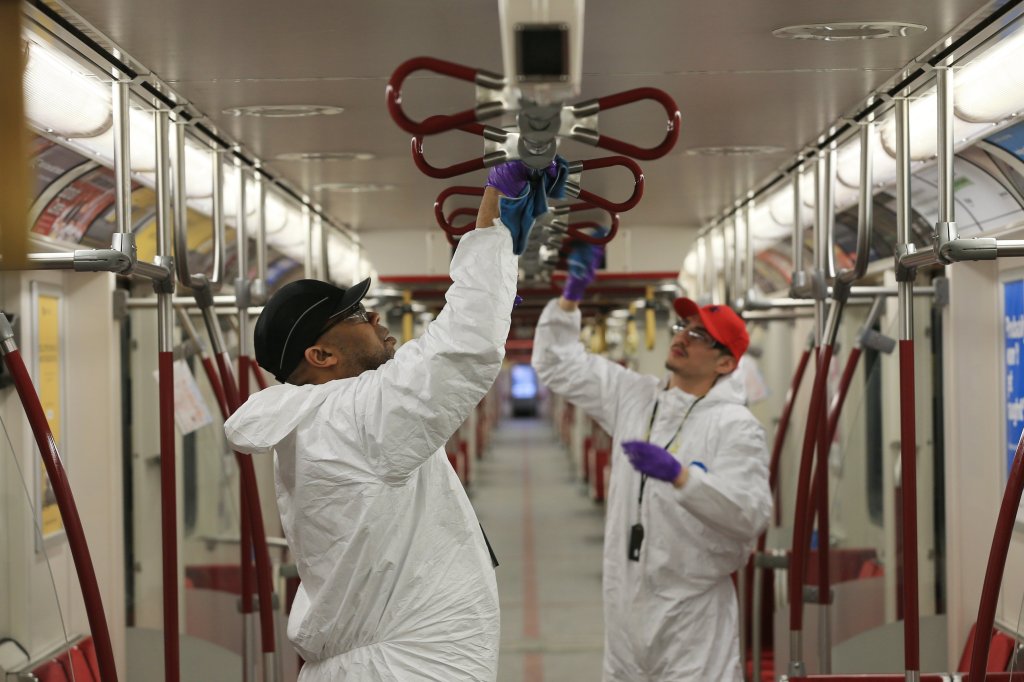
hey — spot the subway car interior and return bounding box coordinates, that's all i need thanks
[8,0,1024,680]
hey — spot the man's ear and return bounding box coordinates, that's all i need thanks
[303,344,339,369]
[715,354,739,376]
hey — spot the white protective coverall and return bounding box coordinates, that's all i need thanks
[225,227,517,681]
[532,299,772,681]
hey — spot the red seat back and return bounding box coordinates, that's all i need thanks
[78,637,100,680]
[67,646,97,681]
[958,622,1017,672]
[31,660,69,682]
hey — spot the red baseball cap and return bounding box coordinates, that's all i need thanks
[672,298,749,359]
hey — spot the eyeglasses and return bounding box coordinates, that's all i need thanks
[319,303,371,336]
[670,321,728,353]
[337,303,371,325]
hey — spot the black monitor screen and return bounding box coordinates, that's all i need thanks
[516,24,568,81]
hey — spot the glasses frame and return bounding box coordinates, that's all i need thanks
[670,320,730,354]
[318,302,371,337]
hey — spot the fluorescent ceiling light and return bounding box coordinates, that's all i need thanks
[23,40,111,137]
[956,28,1024,123]
[773,22,926,41]
[683,250,699,275]
[275,151,376,162]
[836,133,898,189]
[223,104,344,118]
[685,145,785,156]
[749,202,792,245]
[314,183,397,193]
[765,171,816,227]
[72,107,158,171]
[879,91,994,160]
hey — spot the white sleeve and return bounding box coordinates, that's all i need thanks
[531,298,646,434]
[350,226,517,483]
[674,415,772,542]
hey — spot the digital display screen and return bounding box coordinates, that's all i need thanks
[510,364,538,400]
[516,24,568,81]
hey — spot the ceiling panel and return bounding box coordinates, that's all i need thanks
[54,0,994,263]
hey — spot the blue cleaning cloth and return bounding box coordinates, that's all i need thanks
[499,156,570,255]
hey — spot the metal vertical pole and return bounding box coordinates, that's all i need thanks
[819,142,838,676]
[303,204,314,279]
[793,167,803,275]
[252,172,268,304]
[111,78,136,262]
[211,148,225,290]
[154,106,180,682]
[174,118,188,274]
[731,213,741,306]
[936,66,958,252]
[318,215,329,281]
[744,202,754,305]
[710,226,722,305]
[233,160,256,682]
[895,94,920,682]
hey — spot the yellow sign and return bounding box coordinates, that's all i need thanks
[36,292,63,537]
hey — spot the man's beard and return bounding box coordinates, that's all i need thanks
[353,343,395,374]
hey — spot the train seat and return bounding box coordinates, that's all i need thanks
[77,637,100,679]
[185,564,244,595]
[30,660,69,682]
[58,646,96,681]
[956,622,1016,673]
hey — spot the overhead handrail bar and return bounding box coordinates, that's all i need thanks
[173,118,226,295]
[0,314,119,682]
[565,87,681,160]
[25,82,171,283]
[386,57,506,136]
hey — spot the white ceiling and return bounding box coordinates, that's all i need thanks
[53,0,994,251]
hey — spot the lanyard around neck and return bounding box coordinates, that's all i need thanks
[637,394,704,509]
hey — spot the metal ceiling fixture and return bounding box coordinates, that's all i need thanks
[773,22,927,41]
[222,104,345,118]
[314,182,397,193]
[685,145,786,156]
[275,151,376,161]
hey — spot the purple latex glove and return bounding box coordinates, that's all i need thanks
[621,440,682,482]
[562,243,605,302]
[485,160,560,198]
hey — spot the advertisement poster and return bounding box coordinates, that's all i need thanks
[32,284,66,545]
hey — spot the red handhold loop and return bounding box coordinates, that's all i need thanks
[412,135,489,179]
[585,87,681,160]
[387,57,502,135]
[574,156,645,213]
[435,185,485,240]
[554,203,619,245]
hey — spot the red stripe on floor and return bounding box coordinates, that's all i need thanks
[523,433,543,682]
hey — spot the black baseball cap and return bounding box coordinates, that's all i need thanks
[254,277,371,382]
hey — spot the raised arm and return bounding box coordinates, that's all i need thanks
[354,221,516,483]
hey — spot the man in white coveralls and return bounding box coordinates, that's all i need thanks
[532,249,772,681]
[224,160,550,681]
